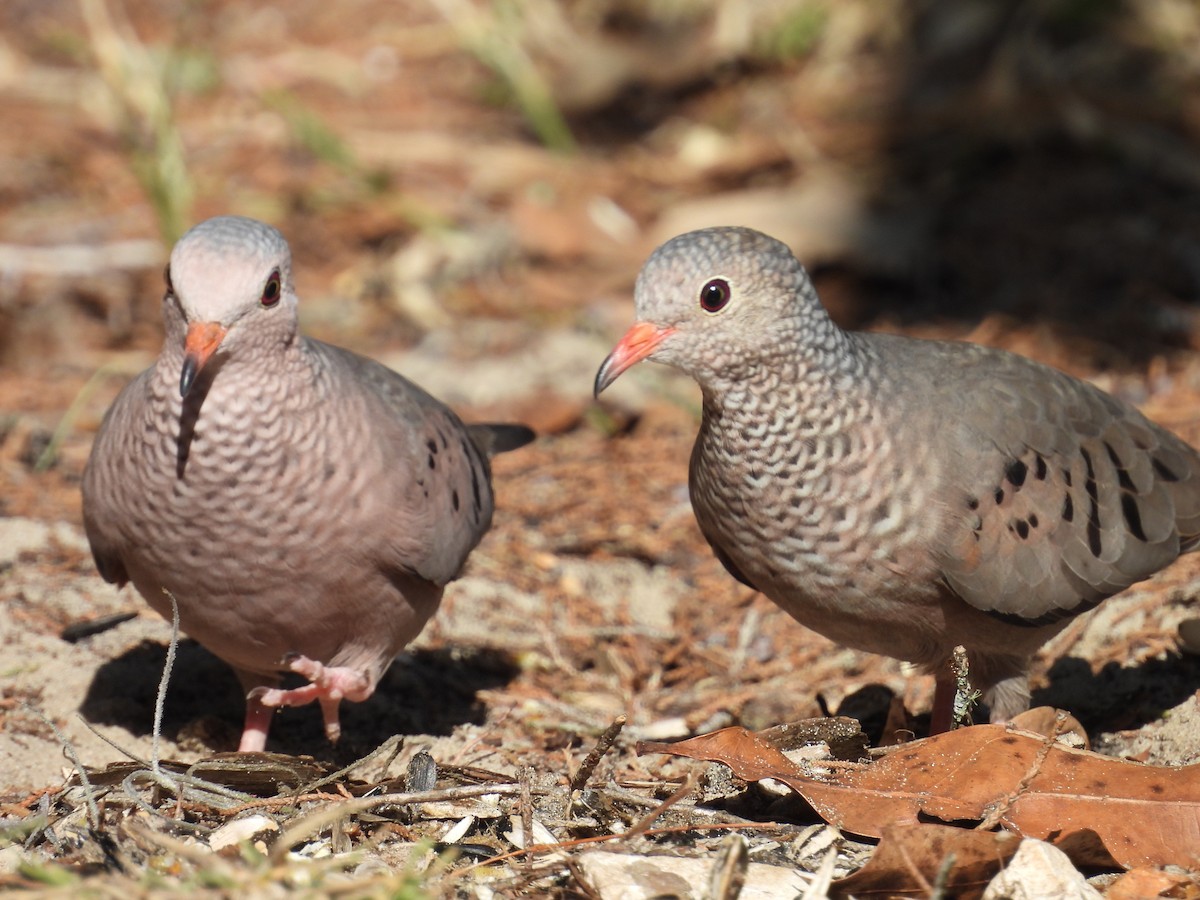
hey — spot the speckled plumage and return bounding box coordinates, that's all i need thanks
[596,226,1200,725]
[82,216,532,750]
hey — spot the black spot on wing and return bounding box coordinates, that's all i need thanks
[1121,494,1148,541]
[1153,457,1180,482]
[1104,441,1135,492]
[1005,459,1028,488]
[1080,448,1102,557]
[1034,454,1048,480]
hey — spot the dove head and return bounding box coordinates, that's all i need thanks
[165,216,299,397]
[594,226,835,396]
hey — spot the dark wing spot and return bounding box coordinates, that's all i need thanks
[1081,448,1102,557]
[1063,494,1074,522]
[1153,457,1180,482]
[1062,468,1073,487]
[966,497,979,511]
[452,489,460,511]
[1121,494,1148,541]
[1104,442,1135,491]
[1005,459,1028,488]
[1028,513,1038,528]
[994,486,1005,505]
[1014,519,1029,540]
[426,438,438,455]
[428,454,436,470]
[1034,454,1048,480]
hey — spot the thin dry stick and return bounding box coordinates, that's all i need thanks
[978,713,1064,831]
[267,783,528,862]
[152,589,181,774]
[624,771,700,839]
[519,765,534,874]
[453,819,803,881]
[569,714,626,794]
[22,704,101,830]
[296,734,404,797]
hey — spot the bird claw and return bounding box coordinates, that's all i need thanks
[241,656,373,748]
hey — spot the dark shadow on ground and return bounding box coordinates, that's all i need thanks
[867,1,1200,359]
[1036,652,1200,733]
[80,640,521,761]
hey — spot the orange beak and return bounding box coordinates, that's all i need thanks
[594,321,676,397]
[180,321,228,397]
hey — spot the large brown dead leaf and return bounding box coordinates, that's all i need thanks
[639,724,1200,869]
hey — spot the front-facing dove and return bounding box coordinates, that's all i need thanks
[595,226,1200,729]
[82,215,533,751]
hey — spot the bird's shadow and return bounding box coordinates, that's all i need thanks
[1033,651,1200,734]
[80,638,521,760]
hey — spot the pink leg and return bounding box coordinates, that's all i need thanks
[246,655,373,745]
[239,693,275,752]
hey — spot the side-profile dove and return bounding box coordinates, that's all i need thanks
[595,226,1200,730]
[82,215,533,751]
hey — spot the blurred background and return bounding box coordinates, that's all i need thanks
[4,0,1200,769]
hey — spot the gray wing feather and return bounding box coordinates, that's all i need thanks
[925,345,1200,624]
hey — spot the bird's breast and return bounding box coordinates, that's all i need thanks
[690,385,945,623]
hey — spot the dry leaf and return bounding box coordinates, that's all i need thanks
[831,823,1020,899]
[639,724,1200,869]
[1105,868,1200,900]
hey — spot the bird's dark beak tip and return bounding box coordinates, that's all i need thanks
[594,357,615,399]
[179,356,199,397]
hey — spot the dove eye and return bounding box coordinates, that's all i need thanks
[261,270,282,308]
[699,278,731,313]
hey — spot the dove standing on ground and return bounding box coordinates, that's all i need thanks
[595,226,1200,730]
[82,216,532,751]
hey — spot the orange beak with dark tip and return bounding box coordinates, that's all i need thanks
[180,321,228,397]
[594,321,677,397]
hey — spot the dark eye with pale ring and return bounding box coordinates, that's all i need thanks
[261,270,282,307]
[700,278,731,313]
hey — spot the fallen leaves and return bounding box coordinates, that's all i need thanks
[640,716,1200,872]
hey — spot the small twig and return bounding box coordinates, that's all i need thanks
[950,645,981,727]
[708,834,749,900]
[152,589,181,775]
[899,838,936,895]
[297,734,404,797]
[519,766,534,874]
[625,771,699,839]
[569,714,626,794]
[978,714,1064,830]
[76,716,150,766]
[21,704,101,830]
[268,783,528,862]
[453,819,803,880]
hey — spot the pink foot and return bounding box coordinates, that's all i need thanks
[243,655,373,747]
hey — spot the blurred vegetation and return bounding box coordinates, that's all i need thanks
[79,0,206,246]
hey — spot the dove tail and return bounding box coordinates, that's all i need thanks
[467,423,536,457]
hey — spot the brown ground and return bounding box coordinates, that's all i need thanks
[3,1,1200,895]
